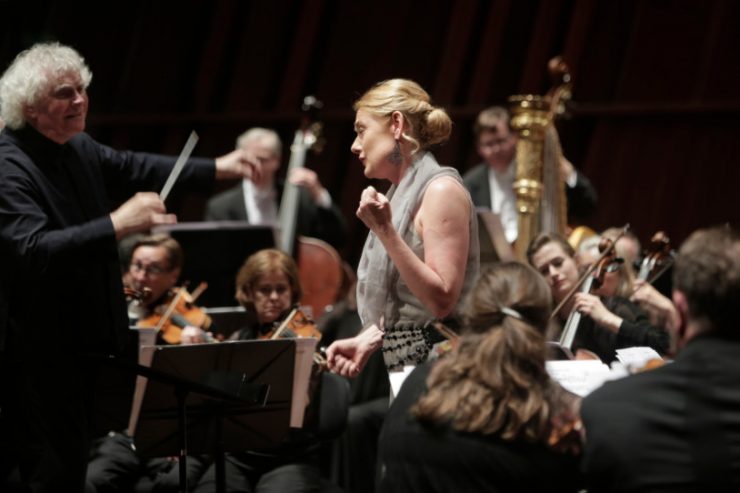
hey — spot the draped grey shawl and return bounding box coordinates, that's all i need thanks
[356,152,480,330]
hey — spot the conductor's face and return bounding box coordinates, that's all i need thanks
[25,71,88,144]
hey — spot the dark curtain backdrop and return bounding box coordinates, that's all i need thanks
[2,0,739,266]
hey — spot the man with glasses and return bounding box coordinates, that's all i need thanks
[463,106,598,243]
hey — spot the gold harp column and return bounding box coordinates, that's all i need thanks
[508,95,550,261]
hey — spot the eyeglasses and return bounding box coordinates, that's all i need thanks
[130,261,170,276]
[604,258,624,273]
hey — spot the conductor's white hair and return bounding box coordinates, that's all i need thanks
[0,42,92,130]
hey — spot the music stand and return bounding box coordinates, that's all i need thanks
[153,222,277,307]
[118,339,304,493]
[476,208,515,266]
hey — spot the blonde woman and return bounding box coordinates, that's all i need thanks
[327,79,479,377]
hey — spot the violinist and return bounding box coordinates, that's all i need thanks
[203,127,347,250]
[527,232,668,362]
[126,234,211,344]
[581,226,740,491]
[192,248,325,493]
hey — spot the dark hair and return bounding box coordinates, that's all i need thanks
[131,234,183,271]
[526,232,575,266]
[674,226,740,334]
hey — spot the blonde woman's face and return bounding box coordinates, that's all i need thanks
[351,109,397,181]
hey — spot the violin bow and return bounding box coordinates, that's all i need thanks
[549,224,629,321]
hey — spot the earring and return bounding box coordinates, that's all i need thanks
[389,140,402,166]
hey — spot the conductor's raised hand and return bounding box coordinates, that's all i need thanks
[110,192,176,240]
[356,186,392,234]
[215,148,261,182]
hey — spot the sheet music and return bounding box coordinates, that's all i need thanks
[546,359,614,397]
[290,337,318,427]
[615,347,663,370]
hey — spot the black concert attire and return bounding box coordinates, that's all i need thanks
[463,162,598,220]
[582,334,740,492]
[0,126,214,492]
[376,362,582,493]
[566,296,669,363]
[203,181,347,249]
[318,301,390,493]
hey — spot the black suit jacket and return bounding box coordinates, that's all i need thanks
[582,335,740,492]
[204,181,347,249]
[462,162,598,219]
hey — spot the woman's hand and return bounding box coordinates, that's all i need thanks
[326,324,384,377]
[356,186,392,235]
[574,293,623,333]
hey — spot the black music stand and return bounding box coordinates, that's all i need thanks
[125,340,298,493]
[153,222,277,307]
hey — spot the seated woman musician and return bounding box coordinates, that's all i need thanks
[376,262,582,493]
[527,232,668,362]
[193,248,325,493]
[125,234,212,344]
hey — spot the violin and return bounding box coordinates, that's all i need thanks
[552,226,626,352]
[261,307,326,367]
[637,231,674,284]
[135,283,213,345]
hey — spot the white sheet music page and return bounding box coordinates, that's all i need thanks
[126,329,158,435]
[546,359,613,397]
[290,337,318,427]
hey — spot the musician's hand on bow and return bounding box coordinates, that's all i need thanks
[574,292,622,333]
[110,192,176,240]
[357,186,392,235]
[215,148,261,182]
[326,323,384,377]
[289,168,327,204]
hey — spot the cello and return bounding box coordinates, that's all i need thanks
[278,96,343,319]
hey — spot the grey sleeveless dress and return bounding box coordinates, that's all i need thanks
[356,152,480,371]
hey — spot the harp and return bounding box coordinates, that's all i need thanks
[508,56,572,260]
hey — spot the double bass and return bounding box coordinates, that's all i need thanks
[278,96,343,319]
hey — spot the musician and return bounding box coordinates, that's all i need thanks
[582,226,740,491]
[463,106,598,243]
[527,232,668,362]
[203,127,347,249]
[326,79,480,378]
[0,42,258,492]
[126,234,210,344]
[193,248,324,493]
[377,262,582,492]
